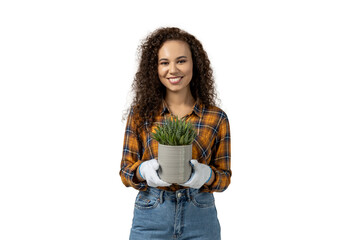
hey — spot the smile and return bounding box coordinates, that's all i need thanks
[168,76,183,84]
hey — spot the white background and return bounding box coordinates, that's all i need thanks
[1,0,359,239]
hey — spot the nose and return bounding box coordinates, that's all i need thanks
[169,62,179,74]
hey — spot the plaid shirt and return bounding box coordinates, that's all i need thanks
[119,99,231,193]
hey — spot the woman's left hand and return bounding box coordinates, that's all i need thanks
[180,160,213,189]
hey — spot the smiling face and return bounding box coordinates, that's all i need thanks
[158,40,193,95]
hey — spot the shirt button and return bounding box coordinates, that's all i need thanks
[177,192,182,198]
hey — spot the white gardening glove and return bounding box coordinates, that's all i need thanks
[139,159,171,188]
[180,160,212,189]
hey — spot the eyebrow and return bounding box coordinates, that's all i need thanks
[158,56,187,62]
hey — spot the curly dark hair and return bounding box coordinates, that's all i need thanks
[123,26,219,129]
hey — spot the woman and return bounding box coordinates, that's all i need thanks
[120,27,231,240]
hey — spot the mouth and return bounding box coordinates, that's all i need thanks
[167,76,183,84]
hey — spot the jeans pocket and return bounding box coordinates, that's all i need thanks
[134,190,160,210]
[191,192,215,208]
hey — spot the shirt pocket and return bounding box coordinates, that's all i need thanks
[134,190,160,210]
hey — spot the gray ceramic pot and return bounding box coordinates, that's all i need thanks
[158,143,192,184]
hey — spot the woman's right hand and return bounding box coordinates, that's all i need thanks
[137,159,171,187]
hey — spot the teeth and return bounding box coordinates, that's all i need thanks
[169,77,182,83]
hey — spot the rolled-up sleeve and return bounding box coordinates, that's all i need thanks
[203,114,231,193]
[119,109,147,190]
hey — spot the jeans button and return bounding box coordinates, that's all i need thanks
[177,192,182,198]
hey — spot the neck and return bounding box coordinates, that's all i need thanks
[165,89,195,107]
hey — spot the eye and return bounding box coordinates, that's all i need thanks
[160,62,168,65]
[178,60,186,64]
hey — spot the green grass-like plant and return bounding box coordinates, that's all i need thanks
[151,116,197,145]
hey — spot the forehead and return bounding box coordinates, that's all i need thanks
[158,40,191,59]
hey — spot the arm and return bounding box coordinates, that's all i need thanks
[119,109,147,190]
[202,115,231,193]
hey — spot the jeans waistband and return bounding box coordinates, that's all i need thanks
[146,187,201,204]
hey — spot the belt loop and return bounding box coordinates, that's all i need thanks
[186,188,191,202]
[159,190,164,204]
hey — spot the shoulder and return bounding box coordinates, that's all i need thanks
[204,105,230,138]
[128,106,157,132]
[198,104,230,134]
[126,107,143,128]
[202,104,229,122]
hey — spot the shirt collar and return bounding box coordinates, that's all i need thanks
[160,98,203,118]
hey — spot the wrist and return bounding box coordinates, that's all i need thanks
[205,169,214,186]
[136,164,145,182]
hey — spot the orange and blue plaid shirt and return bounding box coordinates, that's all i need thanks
[119,99,231,193]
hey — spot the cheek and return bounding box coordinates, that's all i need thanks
[158,74,168,85]
[184,62,193,74]
[184,66,193,77]
[157,66,163,75]
[158,66,168,75]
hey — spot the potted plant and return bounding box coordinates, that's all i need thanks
[151,116,197,184]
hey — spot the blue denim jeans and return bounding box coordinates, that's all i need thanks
[130,187,221,240]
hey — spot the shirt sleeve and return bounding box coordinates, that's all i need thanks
[203,114,231,193]
[119,109,147,191]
